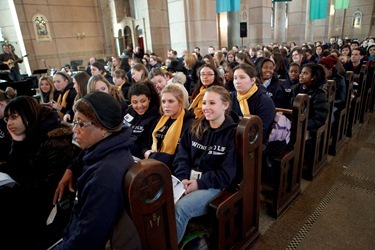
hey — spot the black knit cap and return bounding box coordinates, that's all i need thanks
[76,91,122,132]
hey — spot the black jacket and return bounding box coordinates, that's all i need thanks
[123,105,161,158]
[291,83,329,131]
[1,107,79,249]
[149,109,195,167]
[173,115,237,189]
[57,82,77,121]
[329,69,346,112]
[231,84,275,143]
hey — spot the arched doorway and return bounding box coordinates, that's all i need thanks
[134,25,144,51]
[116,29,124,56]
[124,26,133,50]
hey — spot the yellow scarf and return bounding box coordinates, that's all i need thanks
[56,89,70,118]
[237,85,258,116]
[152,109,185,154]
[189,86,205,118]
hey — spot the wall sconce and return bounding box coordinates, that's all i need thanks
[77,32,85,39]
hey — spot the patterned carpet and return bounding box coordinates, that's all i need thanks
[252,114,375,250]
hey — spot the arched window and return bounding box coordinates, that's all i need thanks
[352,11,362,28]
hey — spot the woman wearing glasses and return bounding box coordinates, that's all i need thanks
[53,91,140,249]
[0,96,78,249]
[189,64,224,118]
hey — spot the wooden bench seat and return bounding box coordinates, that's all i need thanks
[347,65,367,137]
[208,115,262,249]
[114,115,263,249]
[303,79,335,180]
[363,60,375,117]
[329,71,354,155]
[261,93,309,218]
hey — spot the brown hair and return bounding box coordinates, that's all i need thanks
[191,85,230,140]
[0,87,17,102]
[87,74,124,101]
[191,64,223,99]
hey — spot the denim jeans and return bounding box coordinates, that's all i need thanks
[175,188,221,243]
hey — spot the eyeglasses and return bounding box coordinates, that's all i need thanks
[71,120,93,129]
[200,73,215,77]
[4,113,19,123]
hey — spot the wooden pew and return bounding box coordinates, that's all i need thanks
[325,79,337,156]
[262,93,309,218]
[347,65,367,137]
[115,115,263,250]
[329,71,354,155]
[208,115,262,249]
[123,159,178,250]
[303,80,335,180]
[360,62,374,122]
[364,60,375,116]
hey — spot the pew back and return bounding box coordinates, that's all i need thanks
[125,159,178,250]
[262,93,309,218]
[208,115,263,249]
[303,79,335,179]
[330,71,354,155]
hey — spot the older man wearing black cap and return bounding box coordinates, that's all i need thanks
[53,91,140,250]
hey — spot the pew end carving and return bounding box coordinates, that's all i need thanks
[124,159,178,250]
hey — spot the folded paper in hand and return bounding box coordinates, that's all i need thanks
[172,175,185,204]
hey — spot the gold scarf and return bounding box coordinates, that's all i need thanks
[56,89,70,118]
[151,109,185,154]
[118,81,126,91]
[237,85,258,116]
[188,86,205,118]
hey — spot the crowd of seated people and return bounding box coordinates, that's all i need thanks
[0,36,374,249]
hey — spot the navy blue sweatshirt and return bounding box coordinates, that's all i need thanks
[123,105,161,158]
[231,84,275,143]
[59,127,136,250]
[173,115,237,189]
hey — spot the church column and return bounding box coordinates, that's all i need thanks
[287,0,306,44]
[327,0,335,39]
[167,0,188,56]
[273,1,286,44]
[99,0,115,57]
[168,0,217,56]
[134,0,171,57]
[305,0,312,42]
[247,0,273,46]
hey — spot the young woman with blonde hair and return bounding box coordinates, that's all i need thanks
[144,84,194,167]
